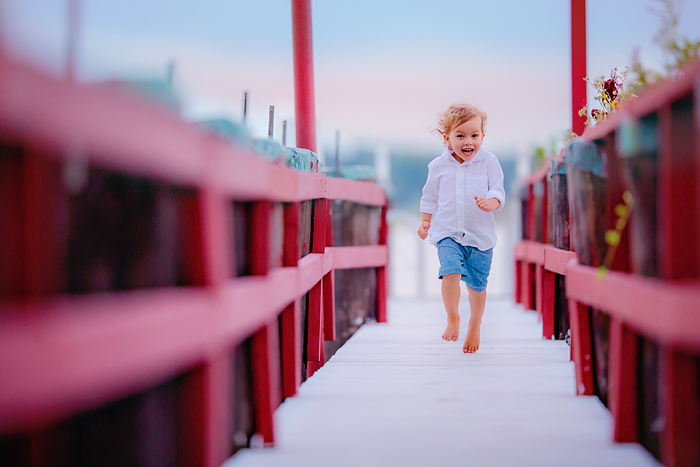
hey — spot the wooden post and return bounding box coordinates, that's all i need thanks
[535,263,544,317]
[376,204,388,322]
[251,322,281,445]
[569,300,595,395]
[250,200,271,276]
[661,348,700,467]
[202,354,234,467]
[280,301,301,399]
[291,0,317,155]
[306,280,323,362]
[542,269,556,339]
[323,272,336,340]
[283,202,300,268]
[609,319,638,443]
[658,101,699,279]
[571,0,587,136]
[514,260,523,305]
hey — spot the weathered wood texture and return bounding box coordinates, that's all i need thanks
[325,200,381,361]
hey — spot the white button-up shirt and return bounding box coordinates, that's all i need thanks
[420,147,506,250]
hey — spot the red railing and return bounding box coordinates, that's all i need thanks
[0,53,388,466]
[515,61,700,466]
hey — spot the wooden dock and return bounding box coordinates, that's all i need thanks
[224,296,660,466]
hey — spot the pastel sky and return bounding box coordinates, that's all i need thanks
[1,0,698,165]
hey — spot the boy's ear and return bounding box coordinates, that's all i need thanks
[443,133,450,145]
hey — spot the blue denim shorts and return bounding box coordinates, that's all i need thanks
[437,237,493,292]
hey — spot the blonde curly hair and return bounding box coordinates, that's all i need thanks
[434,103,487,145]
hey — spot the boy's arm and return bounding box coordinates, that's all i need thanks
[418,162,438,239]
[474,196,500,212]
[484,157,506,211]
[417,213,432,239]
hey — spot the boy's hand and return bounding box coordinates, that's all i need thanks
[417,220,431,240]
[474,196,499,212]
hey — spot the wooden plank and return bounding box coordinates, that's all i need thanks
[0,56,206,185]
[329,245,388,270]
[566,262,700,352]
[544,246,576,275]
[326,177,386,206]
[230,297,660,466]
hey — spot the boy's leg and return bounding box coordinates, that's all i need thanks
[441,273,461,341]
[463,286,487,353]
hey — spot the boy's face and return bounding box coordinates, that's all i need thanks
[444,118,485,163]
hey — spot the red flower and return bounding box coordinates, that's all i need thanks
[603,79,618,101]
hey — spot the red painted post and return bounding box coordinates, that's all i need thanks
[569,300,595,395]
[376,204,388,322]
[23,149,60,296]
[514,260,523,305]
[306,280,323,362]
[535,263,544,317]
[571,0,587,136]
[323,272,336,340]
[608,318,638,443]
[280,301,301,399]
[658,103,699,279]
[251,322,281,445]
[283,202,300,267]
[527,184,535,241]
[661,348,700,467]
[250,200,271,276]
[202,354,234,467]
[541,269,555,339]
[542,179,549,244]
[312,198,328,254]
[291,0,317,156]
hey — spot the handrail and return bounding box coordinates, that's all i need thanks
[515,60,700,466]
[0,53,389,465]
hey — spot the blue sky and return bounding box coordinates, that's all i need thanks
[1,0,698,165]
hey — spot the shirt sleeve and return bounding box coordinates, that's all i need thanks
[486,156,506,211]
[419,162,439,214]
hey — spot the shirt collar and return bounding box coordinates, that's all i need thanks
[441,147,485,166]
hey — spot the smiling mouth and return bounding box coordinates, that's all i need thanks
[462,148,475,156]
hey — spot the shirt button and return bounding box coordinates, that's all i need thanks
[458,188,461,192]
[459,168,463,171]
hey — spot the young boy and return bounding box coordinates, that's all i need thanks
[417,103,505,353]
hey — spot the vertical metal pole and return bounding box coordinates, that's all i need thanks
[571,0,587,136]
[166,60,175,87]
[242,91,248,124]
[268,105,275,139]
[334,130,340,177]
[282,120,288,146]
[291,0,318,160]
[66,0,80,83]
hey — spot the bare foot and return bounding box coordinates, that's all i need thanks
[442,317,460,342]
[462,323,481,353]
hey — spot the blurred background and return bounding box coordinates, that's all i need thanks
[2,0,697,298]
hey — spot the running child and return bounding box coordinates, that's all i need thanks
[417,103,506,353]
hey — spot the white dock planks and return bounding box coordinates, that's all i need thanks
[224,297,660,467]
